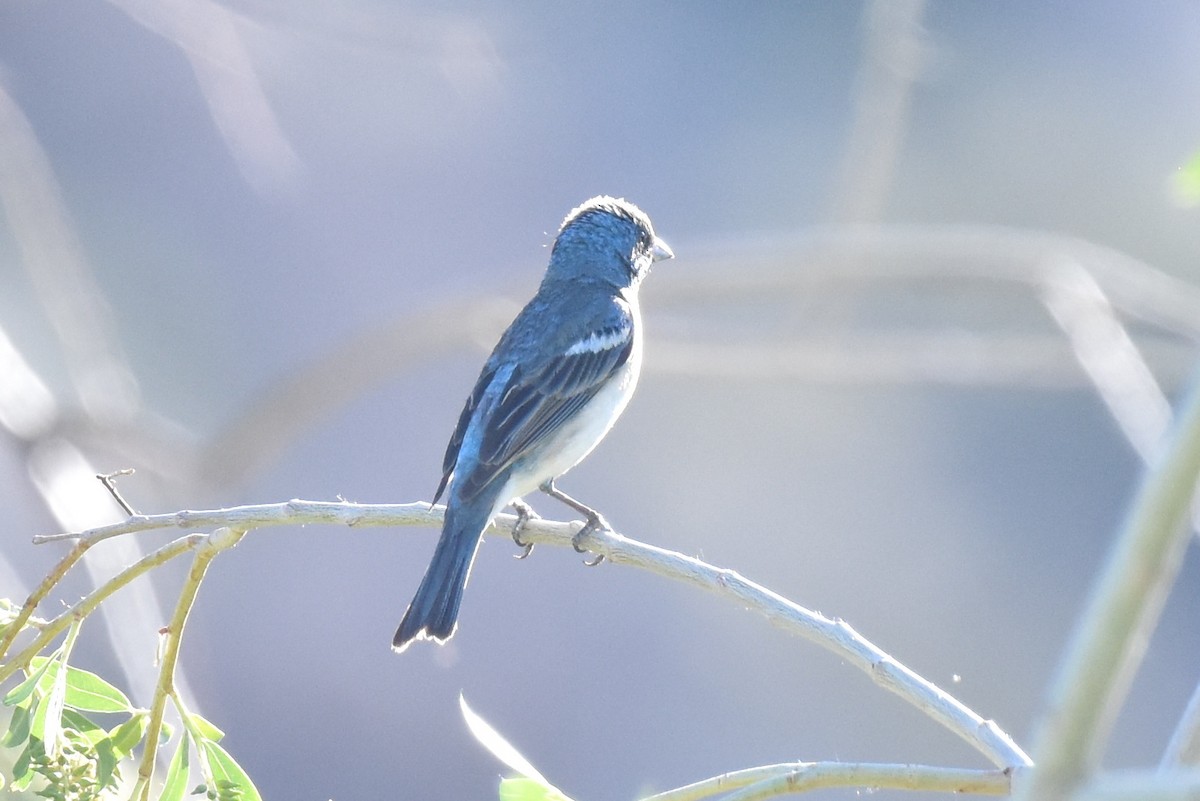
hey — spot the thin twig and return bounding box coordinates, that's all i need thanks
[642,762,1011,801]
[96,468,137,516]
[0,539,92,661]
[1017,368,1200,801]
[36,499,1030,769]
[33,500,438,545]
[0,534,205,686]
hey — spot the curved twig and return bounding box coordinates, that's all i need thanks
[37,499,1030,769]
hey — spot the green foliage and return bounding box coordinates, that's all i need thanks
[499,777,573,801]
[0,601,259,801]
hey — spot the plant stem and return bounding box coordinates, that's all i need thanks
[0,534,204,687]
[0,539,91,661]
[134,527,244,801]
[1019,369,1200,801]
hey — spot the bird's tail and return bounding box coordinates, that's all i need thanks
[392,494,493,652]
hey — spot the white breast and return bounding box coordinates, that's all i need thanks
[498,298,643,508]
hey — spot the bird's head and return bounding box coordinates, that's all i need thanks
[545,196,673,289]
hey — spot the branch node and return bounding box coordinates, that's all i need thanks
[96,468,137,516]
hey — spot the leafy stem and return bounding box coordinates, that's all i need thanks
[132,527,244,801]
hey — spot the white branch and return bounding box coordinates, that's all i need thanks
[38,498,1030,770]
[645,761,1011,801]
[1040,260,1171,462]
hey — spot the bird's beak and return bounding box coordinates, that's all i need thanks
[651,237,675,263]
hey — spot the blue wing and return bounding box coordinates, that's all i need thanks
[435,315,633,504]
[432,363,498,504]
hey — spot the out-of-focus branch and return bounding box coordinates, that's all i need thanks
[653,332,1193,388]
[1017,368,1200,801]
[38,499,1031,770]
[1040,260,1171,461]
[1162,682,1200,769]
[1076,769,1200,801]
[193,297,519,487]
[829,0,929,223]
[175,226,1200,492]
[105,0,302,197]
[0,81,139,419]
[657,226,1200,342]
[0,76,188,718]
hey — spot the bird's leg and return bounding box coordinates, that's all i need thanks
[509,499,539,559]
[538,479,609,566]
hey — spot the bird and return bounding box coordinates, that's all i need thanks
[392,196,673,652]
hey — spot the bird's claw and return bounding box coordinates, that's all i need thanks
[539,480,608,566]
[572,515,608,567]
[510,500,538,560]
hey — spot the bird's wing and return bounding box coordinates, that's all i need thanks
[447,303,635,503]
[432,362,498,505]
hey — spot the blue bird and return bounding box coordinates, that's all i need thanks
[393,196,673,651]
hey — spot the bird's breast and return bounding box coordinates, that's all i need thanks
[506,323,642,499]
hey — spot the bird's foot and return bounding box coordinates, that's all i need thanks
[572,513,609,567]
[539,479,609,566]
[510,499,539,560]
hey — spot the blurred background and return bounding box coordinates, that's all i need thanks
[2,1,1200,798]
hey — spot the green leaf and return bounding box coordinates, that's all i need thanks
[159,732,191,801]
[109,711,149,757]
[188,713,225,743]
[96,736,118,788]
[59,664,133,713]
[201,740,261,801]
[160,720,175,743]
[30,660,134,714]
[38,655,68,759]
[60,707,106,745]
[499,777,572,801]
[1,702,31,747]
[3,651,59,706]
[10,741,35,791]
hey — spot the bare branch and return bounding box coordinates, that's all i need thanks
[37,499,1030,769]
[96,468,138,516]
[0,533,205,687]
[644,761,1010,801]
